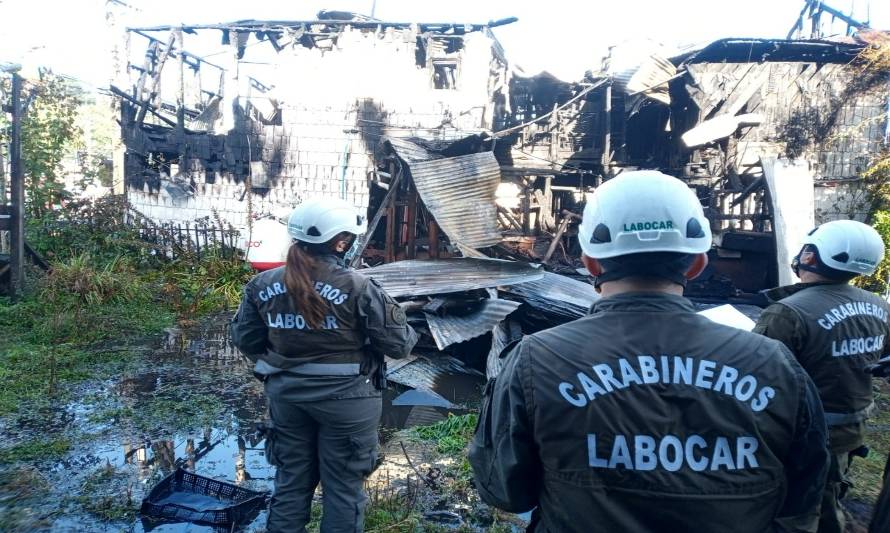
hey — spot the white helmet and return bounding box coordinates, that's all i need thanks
[287,197,367,244]
[799,220,884,276]
[578,170,712,259]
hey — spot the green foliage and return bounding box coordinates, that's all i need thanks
[126,393,224,434]
[0,467,52,531]
[363,489,423,533]
[849,381,890,504]
[0,438,70,464]
[861,151,890,215]
[41,254,149,307]
[161,251,254,317]
[17,70,85,217]
[853,211,890,295]
[75,464,137,522]
[72,96,115,188]
[411,413,478,456]
[0,195,250,420]
[26,196,154,265]
[0,222,173,417]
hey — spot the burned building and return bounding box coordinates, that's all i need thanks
[112,8,887,298]
[495,34,889,294]
[115,12,515,234]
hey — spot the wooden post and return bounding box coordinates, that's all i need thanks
[176,28,186,137]
[406,188,417,259]
[384,190,396,263]
[429,218,440,259]
[602,82,612,175]
[9,73,24,298]
[134,40,159,101]
[136,31,176,125]
[543,216,572,264]
[520,186,531,234]
[348,164,402,267]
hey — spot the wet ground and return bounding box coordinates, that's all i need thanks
[0,315,485,532]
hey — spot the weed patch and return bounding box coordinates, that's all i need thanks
[0,438,71,464]
[0,467,53,532]
[849,380,890,504]
[75,464,137,522]
[1,197,251,422]
[411,413,478,456]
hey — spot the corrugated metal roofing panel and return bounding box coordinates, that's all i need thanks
[485,320,523,380]
[386,355,483,390]
[502,272,599,319]
[408,151,503,249]
[425,299,521,350]
[361,258,543,298]
[383,137,441,163]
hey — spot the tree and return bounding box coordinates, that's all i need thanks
[18,70,85,217]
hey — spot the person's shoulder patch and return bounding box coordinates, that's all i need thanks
[386,303,407,327]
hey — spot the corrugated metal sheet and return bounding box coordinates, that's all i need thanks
[622,54,676,105]
[362,258,543,298]
[503,272,599,319]
[425,299,521,350]
[386,355,483,390]
[392,389,455,408]
[485,320,523,380]
[408,151,503,249]
[383,137,441,163]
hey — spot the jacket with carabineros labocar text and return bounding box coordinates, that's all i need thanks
[230,254,417,401]
[470,293,829,533]
[755,282,890,453]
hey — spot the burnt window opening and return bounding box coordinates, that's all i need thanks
[443,38,463,54]
[432,61,458,90]
[147,151,179,177]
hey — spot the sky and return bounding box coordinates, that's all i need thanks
[1,0,889,90]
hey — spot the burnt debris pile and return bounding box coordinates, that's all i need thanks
[362,257,599,384]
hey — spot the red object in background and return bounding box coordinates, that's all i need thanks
[243,218,291,272]
[250,261,285,271]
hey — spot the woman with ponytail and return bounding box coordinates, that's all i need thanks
[231,197,417,533]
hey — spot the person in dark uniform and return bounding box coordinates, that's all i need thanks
[230,197,417,533]
[469,171,830,533]
[753,219,888,533]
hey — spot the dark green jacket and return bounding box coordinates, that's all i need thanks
[754,282,890,453]
[470,293,828,533]
[230,255,417,401]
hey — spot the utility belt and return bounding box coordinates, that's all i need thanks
[824,401,875,427]
[255,349,387,390]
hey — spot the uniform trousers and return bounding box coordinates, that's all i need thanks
[264,377,381,533]
[818,452,851,533]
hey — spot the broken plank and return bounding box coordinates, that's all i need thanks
[349,167,402,267]
[137,32,177,125]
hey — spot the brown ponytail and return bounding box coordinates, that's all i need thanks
[284,243,329,329]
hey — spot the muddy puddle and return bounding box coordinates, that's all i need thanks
[0,315,485,532]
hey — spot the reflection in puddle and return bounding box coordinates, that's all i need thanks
[16,315,484,532]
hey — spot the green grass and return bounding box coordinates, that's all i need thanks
[75,464,138,522]
[849,381,890,504]
[411,413,478,456]
[0,244,249,425]
[0,438,71,464]
[0,467,53,531]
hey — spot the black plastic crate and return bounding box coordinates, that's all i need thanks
[140,468,268,527]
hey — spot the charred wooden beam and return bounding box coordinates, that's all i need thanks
[136,31,176,125]
[127,17,518,33]
[111,85,184,130]
[349,165,403,267]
